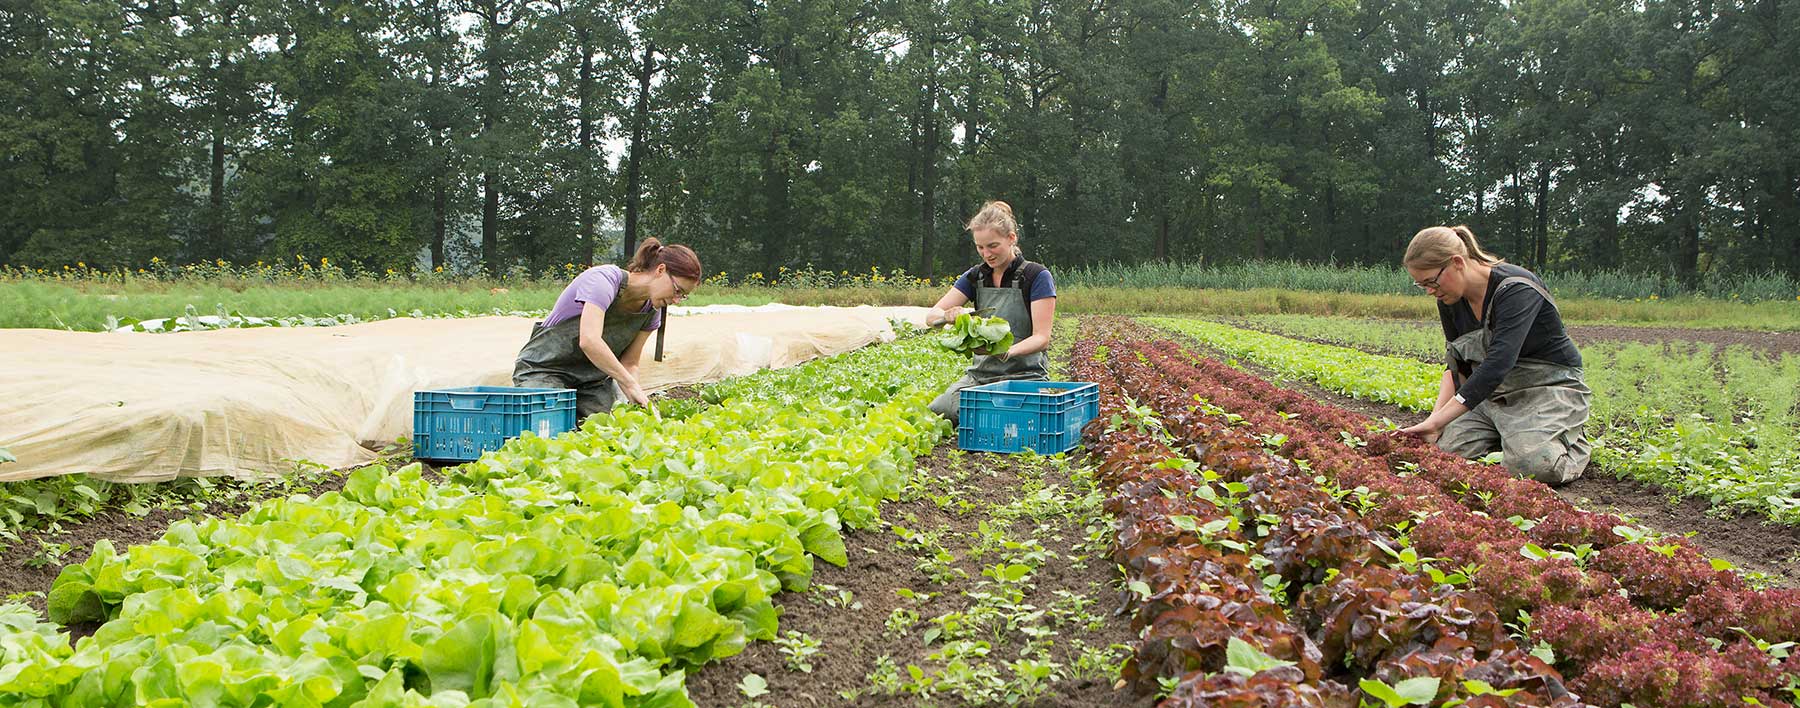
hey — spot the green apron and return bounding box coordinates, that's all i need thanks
[1437,276,1592,485]
[928,276,1049,424]
[513,278,654,419]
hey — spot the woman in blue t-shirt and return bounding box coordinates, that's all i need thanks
[1398,225,1591,486]
[924,201,1059,424]
[513,238,703,419]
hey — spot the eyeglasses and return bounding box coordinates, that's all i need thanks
[1413,264,1449,291]
[666,271,690,301]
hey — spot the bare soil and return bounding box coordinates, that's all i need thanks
[1569,324,1800,355]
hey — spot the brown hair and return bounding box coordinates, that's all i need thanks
[966,201,1022,256]
[1404,225,1504,269]
[626,237,702,280]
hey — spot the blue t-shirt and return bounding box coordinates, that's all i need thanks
[952,258,1057,302]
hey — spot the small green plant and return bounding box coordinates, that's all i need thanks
[737,673,769,699]
[1358,676,1440,706]
[774,630,822,673]
[885,607,919,636]
[1156,674,1181,698]
[25,540,71,569]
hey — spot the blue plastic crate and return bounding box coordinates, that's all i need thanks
[413,386,578,462]
[957,380,1100,455]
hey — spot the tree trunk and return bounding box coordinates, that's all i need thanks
[480,5,505,277]
[209,123,226,259]
[1253,193,1267,259]
[483,169,499,276]
[1323,178,1337,258]
[1535,165,1550,268]
[1785,166,1800,276]
[761,132,787,274]
[1677,187,1701,284]
[1509,164,1523,258]
[918,34,939,277]
[432,175,447,270]
[1155,209,1170,261]
[577,26,596,264]
[958,67,980,243]
[624,43,654,261]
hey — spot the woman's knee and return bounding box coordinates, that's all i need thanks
[928,393,959,424]
[1508,445,1585,486]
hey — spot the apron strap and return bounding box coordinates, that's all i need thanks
[1483,275,1557,329]
[654,305,666,362]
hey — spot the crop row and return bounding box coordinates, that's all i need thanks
[1076,337,1576,706]
[0,334,963,707]
[1084,317,1799,707]
[1149,317,1800,524]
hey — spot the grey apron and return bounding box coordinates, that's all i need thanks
[512,278,654,419]
[1437,276,1592,485]
[928,277,1049,424]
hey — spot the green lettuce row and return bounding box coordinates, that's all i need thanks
[1147,318,1800,523]
[3,336,963,707]
[1144,317,1439,411]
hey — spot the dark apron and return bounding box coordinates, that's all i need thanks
[1439,276,1592,484]
[928,277,1049,423]
[513,278,654,418]
[967,283,1048,380]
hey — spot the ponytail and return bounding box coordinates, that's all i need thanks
[1404,225,1504,269]
[626,238,665,272]
[626,237,703,280]
[1450,225,1503,265]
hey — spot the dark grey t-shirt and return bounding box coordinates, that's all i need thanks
[1439,263,1582,405]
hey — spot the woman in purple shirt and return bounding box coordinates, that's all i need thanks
[513,238,703,418]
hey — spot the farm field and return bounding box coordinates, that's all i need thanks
[1070,315,1799,706]
[1163,315,1800,527]
[1,311,1797,706]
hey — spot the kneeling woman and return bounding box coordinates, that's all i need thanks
[925,201,1058,424]
[513,238,702,419]
[1398,225,1590,486]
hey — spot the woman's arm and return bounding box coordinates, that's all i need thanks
[926,288,971,327]
[618,328,654,372]
[1004,297,1057,358]
[578,302,650,405]
[1432,369,1456,412]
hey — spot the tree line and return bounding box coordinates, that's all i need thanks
[3,0,1796,282]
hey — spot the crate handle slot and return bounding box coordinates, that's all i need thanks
[449,397,488,411]
[991,396,1023,409]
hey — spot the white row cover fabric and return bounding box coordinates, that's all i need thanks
[1,306,927,482]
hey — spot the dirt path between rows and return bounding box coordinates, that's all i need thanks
[685,445,1151,708]
[1145,321,1800,589]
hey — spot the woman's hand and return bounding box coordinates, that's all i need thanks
[1399,420,1442,445]
[929,306,972,327]
[620,379,651,407]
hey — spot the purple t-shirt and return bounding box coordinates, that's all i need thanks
[542,265,663,331]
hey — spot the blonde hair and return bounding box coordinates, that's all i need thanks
[1404,225,1504,269]
[966,201,1022,257]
